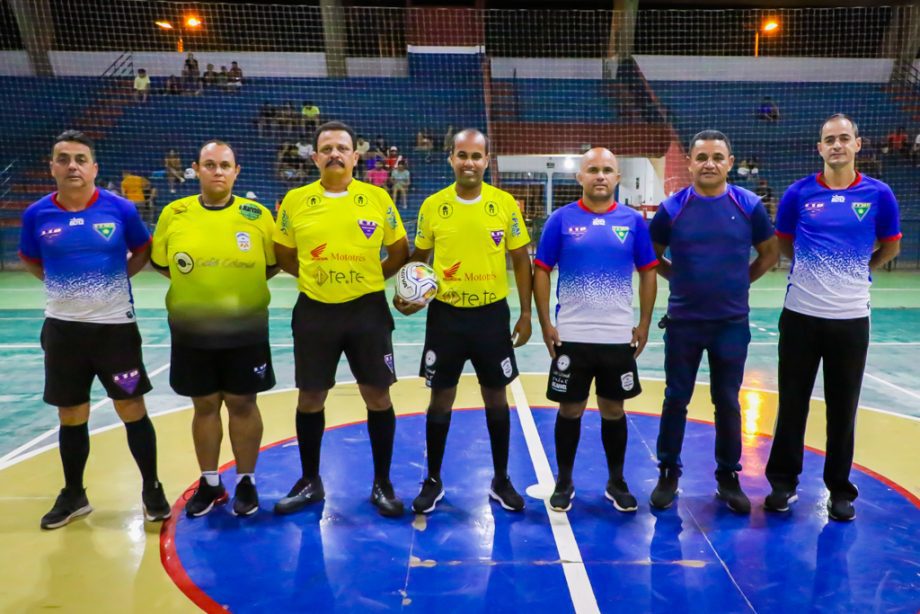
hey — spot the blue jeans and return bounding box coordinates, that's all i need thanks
[656,317,751,477]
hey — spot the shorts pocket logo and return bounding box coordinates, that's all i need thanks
[556,354,570,372]
[501,357,513,378]
[112,369,140,394]
[425,350,436,367]
[620,372,634,391]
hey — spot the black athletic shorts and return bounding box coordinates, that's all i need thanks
[546,341,641,402]
[419,298,518,389]
[292,291,396,390]
[170,340,275,397]
[40,317,152,407]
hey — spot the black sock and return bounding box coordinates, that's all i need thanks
[367,407,396,483]
[602,415,628,481]
[425,410,451,480]
[554,414,581,485]
[485,405,511,479]
[296,410,325,479]
[59,423,90,492]
[125,414,159,488]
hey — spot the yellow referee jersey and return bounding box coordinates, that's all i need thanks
[151,194,276,348]
[415,182,530,308]
[273,179,406,303]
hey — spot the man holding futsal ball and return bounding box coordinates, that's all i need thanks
[273,121,410,518]
[394,128,533,514]
[765,114,901,521]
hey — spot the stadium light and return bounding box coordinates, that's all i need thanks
[155,21,173,30]
[185,16,202,28]
[754,18,780,57]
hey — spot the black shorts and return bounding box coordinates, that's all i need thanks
[420,299,518,389]
[170,341,276,397]
[41,317,152,407]
[292,291,396,391]
[546,341,641,403]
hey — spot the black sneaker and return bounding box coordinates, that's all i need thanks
[412,477,445,514]
[370,481,405,517]
[649,468,679,510]
[142,481,172,522]
[716,473,751,514]
[605,479,638,513]
[274,476,325,515]
[763,488,798,513]
[184,477,228,518]
[41,488,93,530]
[827,496,856,521]
[549,481,575,512]
[489,475,525,512]
[232,476,259,517]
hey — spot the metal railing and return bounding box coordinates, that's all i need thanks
[101,52,134,78]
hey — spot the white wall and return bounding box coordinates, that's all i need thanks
[491,57,608,80]
[617,156,665,207]
[634,55,895,83]
[0,51,32,76]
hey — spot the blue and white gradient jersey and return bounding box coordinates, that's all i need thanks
[649,185,774,321]
[19,189,151,323]
[775,172,901,319]
[535,200,658,344]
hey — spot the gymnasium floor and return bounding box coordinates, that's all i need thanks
[0,269,917,613]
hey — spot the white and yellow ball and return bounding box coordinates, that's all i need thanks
[395,262,439,305]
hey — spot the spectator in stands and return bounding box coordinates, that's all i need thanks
[133,68,150,103]
[202,64,217,88]
[385,146,403,170]
[365,158,390,188]
[164,149,184,194]
[885,127,909,156]
[182,53,201,94]
[390,161,411,210]
[912,130,920,165]
[758,96,779,121]
[374,135,387,154]
[301,101,321,132]
[356,135,371,173]
[276,142,303,186]
[415,130,434,162]
[227,61,243,91]
[736,159,752,180]
[279,102,298,135]
[295,138,315,179]
[754,178,775,219]
[748,157,760,177]
[216,66,229,88]
[257,102,277,138]
[121,170,156,225]
[166,75,181,95]
[859,136,883,177]
[442,124,455,151]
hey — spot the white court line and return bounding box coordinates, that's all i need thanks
[510,379,600,614]
[863,372,920,401]
[0,362,171,467]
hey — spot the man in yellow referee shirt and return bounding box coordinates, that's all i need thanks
[273,121,410,517]
[152,140,278,518]
[394,128,533,514]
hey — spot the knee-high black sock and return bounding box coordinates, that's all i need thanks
[554,414,581,485]
[125,414,159,488]
[59,423,90,492]
[425,411,451,480]
[601,415,628,481]
[485,405,511,478]
[367,407,396,483]
[296,410,325,479]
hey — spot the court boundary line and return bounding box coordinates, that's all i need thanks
[510,378,600,614]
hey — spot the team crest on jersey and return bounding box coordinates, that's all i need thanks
[239,203,262,220]
[831,194,846,203]
[484,201,498,216]
[40,227,62,238]
[174,252,194,274]
[852,202,871,221]
[253,363,268,379]
[612,226,630,243]
[354,194,367,207]
[308,195,321,208]
[443,261,461,280]
[93,223,115,240]
[490,230,504,246]
[358,219,378,238]
[620,372,635,391]
[438,203,453,218]
[804,201,825,211]
[69,217,84,226]
[567,225,587,238]
[236,231,251,252]
[112,369,140,394]
[384,353,395,374]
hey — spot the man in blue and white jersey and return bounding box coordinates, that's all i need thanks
[648,130,778,514]
[534,147,658,513]
[19,130,170,529]
[765,114,901,521]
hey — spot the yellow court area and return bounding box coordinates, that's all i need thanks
[0,374,917,612]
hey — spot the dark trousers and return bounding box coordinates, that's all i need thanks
[766,309,869,500]
[656,317,751,477]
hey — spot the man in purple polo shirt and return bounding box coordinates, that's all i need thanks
[765,114,901,521]
[648,130,778,513]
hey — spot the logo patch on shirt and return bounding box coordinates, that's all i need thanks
[804,201,824,211]
[253,363,267,379]
[279,210,291,233]
[831,194,846,203]
[438,203,453,218]
[612,226,630,243]
[308,195,321,208]
[69,217,84,226]
[174,252,194,274]
[40,227,62,238]
[93,223,115,240]
[566,225,587,238]
[442,289,461,305]
[236,231,251,252]
[511,215,522,237]
[357,219,378,238]
[425,350,437,367]
[354,194,367,207]
[490,230,504,246]
[443,261,461,280]
[386,207,398,229]
[592,218,605,226]
[112,369,141,395]
[311,243,327,260]
[484,201,498,216]
[852,202,871,221]
[556,354,570,372]
[239,203,262,220]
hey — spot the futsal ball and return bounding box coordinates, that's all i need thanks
[395,262,439,305]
